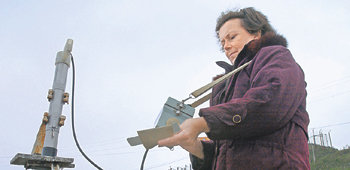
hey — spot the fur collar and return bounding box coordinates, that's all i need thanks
[241,32,287,62]
[216,32,288,73]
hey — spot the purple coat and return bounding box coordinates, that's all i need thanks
[190,33,310,170]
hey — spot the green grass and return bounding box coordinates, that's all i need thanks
[309,144,350,170]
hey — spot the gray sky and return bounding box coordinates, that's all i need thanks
[1,0,350,169]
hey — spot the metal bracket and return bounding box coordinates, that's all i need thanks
[47,89,54,101]
[43,112,49,124]
[10,153,75,169]
[58,115,66,126]
[63,92,69,104]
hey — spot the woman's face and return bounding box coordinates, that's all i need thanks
[218,18,260,64]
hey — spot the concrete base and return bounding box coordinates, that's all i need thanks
[10,153,74,169]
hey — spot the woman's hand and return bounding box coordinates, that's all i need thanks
[158,117,210,159]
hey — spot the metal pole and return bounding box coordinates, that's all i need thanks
[311,129,316,163]
[313,129,316,145]
[319,130,324,146]
[42,39,73,157]
[328,131,333,148]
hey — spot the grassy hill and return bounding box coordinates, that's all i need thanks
[309,144,350,169]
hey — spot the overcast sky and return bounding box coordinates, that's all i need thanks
[1,0,350,169]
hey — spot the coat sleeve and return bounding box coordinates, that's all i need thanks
[199,46,306,139]
[189,140,215,170]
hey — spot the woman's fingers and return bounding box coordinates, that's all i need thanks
[158,131,184,147]
[158,117,209,152]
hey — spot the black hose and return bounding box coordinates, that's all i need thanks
[140,149,149,170]
[70,53,103,170]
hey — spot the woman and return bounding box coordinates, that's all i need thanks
[158,7,310,169]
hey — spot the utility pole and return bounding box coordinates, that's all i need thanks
[10,39,75,170]
[311,129,316,163]
[319,130,324,146]
[328,131,333,148]
[313,129,316,145]
[324,134,329,147]
[42,39,72,157]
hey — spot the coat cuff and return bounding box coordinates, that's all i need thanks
[199,99,248,139]
[190,140,214,170]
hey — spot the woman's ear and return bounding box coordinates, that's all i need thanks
[254,31,262,39]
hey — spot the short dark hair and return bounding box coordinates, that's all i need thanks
[215,7,275,39]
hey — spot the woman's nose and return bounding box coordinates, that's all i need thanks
[223,41,232,51]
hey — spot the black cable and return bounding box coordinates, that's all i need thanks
[140,149,149,170]
[70,53,103,170]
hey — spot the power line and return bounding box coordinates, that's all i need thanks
[310,121,350,130]
[59,141,131,153]
[308,74,350,94]
[306,74,350,104]
[146,156,189,170]
[65,137,128,148]
[308,89,350,105]
[58,147,164,158]
[0,156,12,159]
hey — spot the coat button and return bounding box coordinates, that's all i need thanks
[232,115,241,123]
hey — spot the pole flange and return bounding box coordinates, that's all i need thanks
[10,153,75,169]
